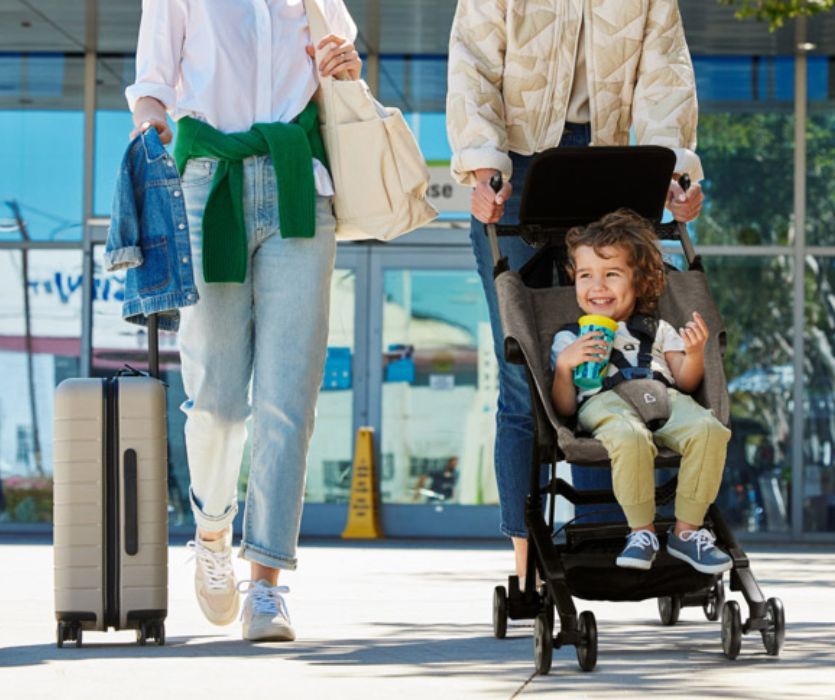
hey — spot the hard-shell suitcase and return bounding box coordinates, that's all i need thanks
[53,316,168,647]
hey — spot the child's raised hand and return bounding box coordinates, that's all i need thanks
[680,311,709,356]
[556,331,609,373]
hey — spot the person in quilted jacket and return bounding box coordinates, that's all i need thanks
[446,0,705,583]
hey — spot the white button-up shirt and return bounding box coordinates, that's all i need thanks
[126,0,357,194]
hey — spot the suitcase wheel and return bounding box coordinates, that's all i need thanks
[56,621,82,649]
[136,620,165,647]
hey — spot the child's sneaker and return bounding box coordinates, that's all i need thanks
[667,528,733,574]
[186,532,239,626]
[240,580,296,642]
[615,530,659,570]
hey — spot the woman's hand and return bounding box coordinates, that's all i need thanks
[667,179,703,222]
[556,332,609,374]
[471,169,512,224]
[306,35,362,80]
[130,96,172,144]
[680,311,709,357]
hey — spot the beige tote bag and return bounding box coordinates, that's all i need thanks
[304,0,438,241]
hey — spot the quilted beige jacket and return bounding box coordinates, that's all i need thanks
[446,0,703,186]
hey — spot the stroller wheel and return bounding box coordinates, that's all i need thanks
[658,596,681,626]
[533,613,553,675]
[761,597,785,656]
[703,579,725,622]
[492,586,508,640]
[576,611,598,672]
[721,600,742,660]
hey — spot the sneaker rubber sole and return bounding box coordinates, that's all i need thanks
[615,553,655,570]
[667,545,733,574]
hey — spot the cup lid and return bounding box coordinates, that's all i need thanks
[578,314,619,332]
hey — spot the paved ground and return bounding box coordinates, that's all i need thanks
[1,538,833,699]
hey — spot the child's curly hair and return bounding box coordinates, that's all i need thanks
[565,208,665,314]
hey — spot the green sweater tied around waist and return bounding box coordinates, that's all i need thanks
[173,102,328,283]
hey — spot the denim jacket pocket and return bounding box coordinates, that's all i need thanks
[137,237,171,293]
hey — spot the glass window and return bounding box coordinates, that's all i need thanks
[693,57,794,246]
[0,55,85,242]
[306,269,358,504]
[807,57,835,246]
[803,257,835,532]
[703,256,794,534]
[380,268,498,507]
[0,249,82,525]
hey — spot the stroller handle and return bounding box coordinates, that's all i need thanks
[485,172,700,271]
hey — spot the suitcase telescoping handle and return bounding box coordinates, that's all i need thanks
[147,313,160,379]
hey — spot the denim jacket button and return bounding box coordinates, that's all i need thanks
[182,256,190,264]
[178,223,186,230]
[173,190,181,197]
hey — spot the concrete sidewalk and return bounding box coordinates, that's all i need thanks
[1,539,833,699]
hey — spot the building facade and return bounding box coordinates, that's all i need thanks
[1,1,834,540]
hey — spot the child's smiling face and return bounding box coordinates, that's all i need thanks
[573,244,637,322]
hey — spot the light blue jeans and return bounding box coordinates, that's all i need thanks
[178,155,336,571]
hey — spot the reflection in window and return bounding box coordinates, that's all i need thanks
[693,57,794,246]
[0,251,82,524]
[803,257,835,532]
[381,269,498,506]
[306,269,356,504]
[703,256,793,533]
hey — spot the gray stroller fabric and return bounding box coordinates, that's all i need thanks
[495,267,730,465]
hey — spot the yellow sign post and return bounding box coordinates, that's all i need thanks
[341,427,383,539]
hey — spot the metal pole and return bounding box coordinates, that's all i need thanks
[5,202,43,477]
[791,17,809,539]
[80,0,98,378]
[365,0,380,95]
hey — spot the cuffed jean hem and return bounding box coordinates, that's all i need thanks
[675,495,710,527]
[500,524,529,539]
[621,500,656,529]
[238,541,298,572]
[189,487,238,533]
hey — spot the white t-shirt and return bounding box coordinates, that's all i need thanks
[551,319,685,401]
[126,0,358,195]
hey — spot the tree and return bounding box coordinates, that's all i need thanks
[719,0,835,30]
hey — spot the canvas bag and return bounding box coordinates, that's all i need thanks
[303,0,438,241]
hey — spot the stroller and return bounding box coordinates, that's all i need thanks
[486,147,786,674]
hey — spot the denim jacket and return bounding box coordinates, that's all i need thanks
[105,127,197,330]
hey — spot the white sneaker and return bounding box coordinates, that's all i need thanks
[240,580,296,642]
[186,532,239,626]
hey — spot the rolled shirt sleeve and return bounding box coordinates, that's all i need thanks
[124,0,187,112]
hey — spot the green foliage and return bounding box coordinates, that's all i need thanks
[719,0,835,30]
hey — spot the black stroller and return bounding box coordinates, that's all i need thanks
[486,146,786,674]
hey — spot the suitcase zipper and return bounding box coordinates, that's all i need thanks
[104,378,121,629]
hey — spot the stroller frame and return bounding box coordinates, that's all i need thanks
[486,147,785,674]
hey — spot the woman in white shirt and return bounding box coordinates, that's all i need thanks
[127,0,362,643]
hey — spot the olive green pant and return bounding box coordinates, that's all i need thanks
[577,389,732,529]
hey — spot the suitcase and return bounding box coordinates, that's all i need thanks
[53,316,168,647]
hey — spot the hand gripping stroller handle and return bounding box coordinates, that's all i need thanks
[674,174,699,268]
[486,174,505,272]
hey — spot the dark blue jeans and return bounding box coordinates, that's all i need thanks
[469,123,623,537]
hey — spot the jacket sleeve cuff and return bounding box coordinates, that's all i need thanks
[125,82,177,113]
[104,246,143,272]
[451,148,513,187]
[672,148,704,183]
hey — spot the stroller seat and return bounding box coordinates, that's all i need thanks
[495,263,731,466]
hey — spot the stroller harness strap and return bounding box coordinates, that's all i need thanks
[561,314,673,429]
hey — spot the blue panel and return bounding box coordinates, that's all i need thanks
[693,56,753,101]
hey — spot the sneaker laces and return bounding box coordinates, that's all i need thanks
[678,528,717,558]
[186,539,235,591]
[625,530,659,552]
[238,580,292,623]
